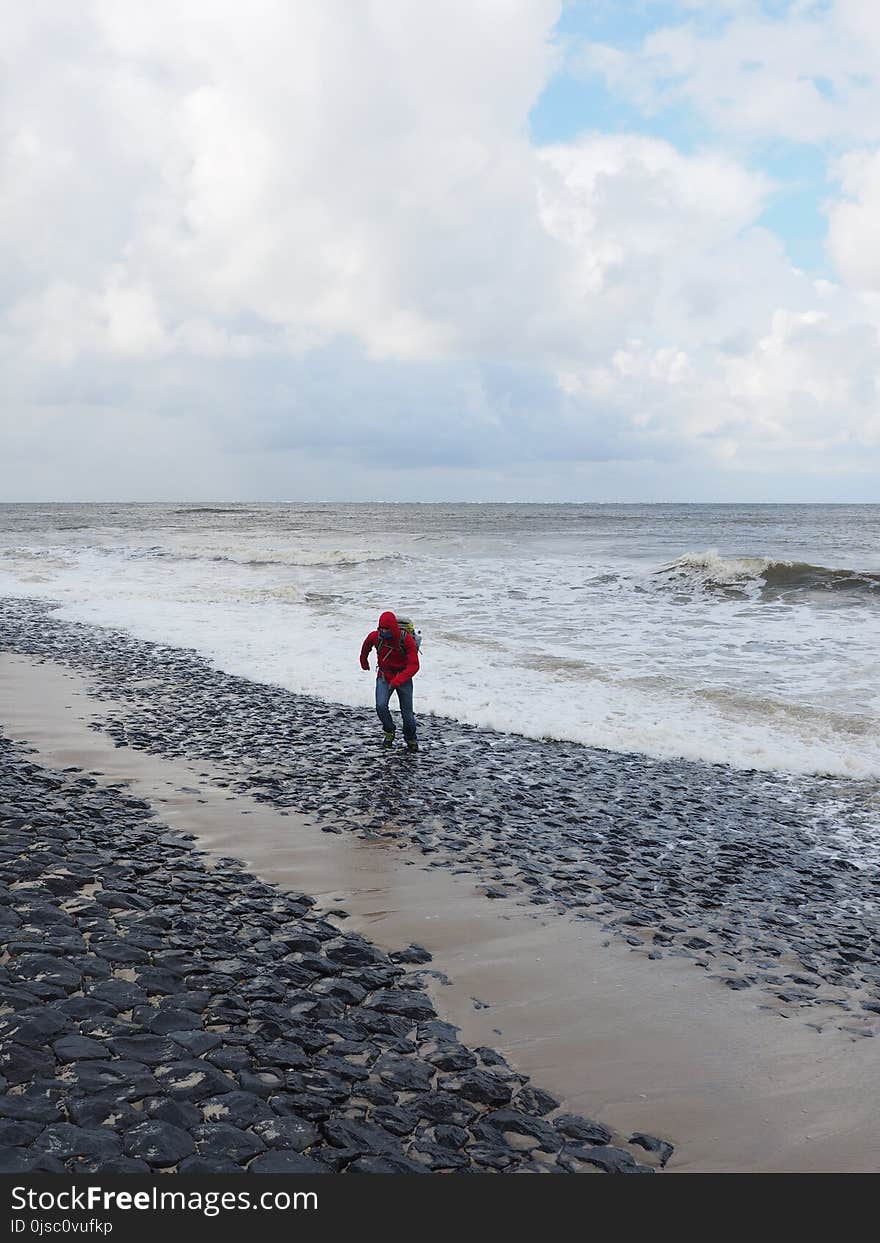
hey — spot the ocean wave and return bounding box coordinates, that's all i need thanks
[655,551,880,599]
[92,543,406,570]
[173,507,257,515]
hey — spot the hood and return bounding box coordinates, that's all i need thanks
[378,610,400,641]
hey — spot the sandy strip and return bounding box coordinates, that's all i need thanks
[1,652,878,1172]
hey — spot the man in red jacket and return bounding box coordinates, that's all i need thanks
[360,610,420,751]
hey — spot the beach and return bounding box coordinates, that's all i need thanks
[2,596,879,1172]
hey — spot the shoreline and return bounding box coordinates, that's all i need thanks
[1,598,879,1171]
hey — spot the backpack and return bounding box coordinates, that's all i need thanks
[394,615,422,652]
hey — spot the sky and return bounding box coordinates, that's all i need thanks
[2,0,880,502]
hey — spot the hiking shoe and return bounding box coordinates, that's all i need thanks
[382,731,395,747]
[406,740,420,753]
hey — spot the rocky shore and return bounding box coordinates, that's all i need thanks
[1,598,877,1040]
[0,736,669,1174]
[1,592,879,1173]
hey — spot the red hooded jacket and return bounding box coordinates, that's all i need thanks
[360,610,419,689]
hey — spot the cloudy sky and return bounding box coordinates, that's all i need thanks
[3,0,880,502]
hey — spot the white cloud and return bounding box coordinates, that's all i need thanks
[577,2,880,145]
[1,0,880,500]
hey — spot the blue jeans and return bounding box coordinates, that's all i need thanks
[375,676,417,742]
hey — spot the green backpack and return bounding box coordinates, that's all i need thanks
[395,615,422,652]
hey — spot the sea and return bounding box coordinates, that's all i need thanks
[1,502,878,780]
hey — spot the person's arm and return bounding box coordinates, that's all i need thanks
[360,632,377,670]
[388,633,419,687]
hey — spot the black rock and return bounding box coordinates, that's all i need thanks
[0,1119,43,1145]
[192,1123,266,1163]
[248,1151,330,1173]
[0,1043,56,1085]
[0,1147,66,1173]
[473,1109,562,1152]
[450,1069,513,1107]
[0,1083,65,1123]
[34,1123,123,1160]
[321,1118,405,1157]
[425,1044,477,1072]
[200,1091,273,1127]
[53,1035,110,1062]
[66,1097,139,1130]
[349,1154,428,1173]
[65,1059,159,1100]
[369,1106,419,1136]
[561,1144,651,1174]
[0,1008,68,1046]
[389,944,433,965]
[123,1120,196,1167]
[107,1034,183,1065]
[143,1097,202,1129]
[153,1059,235,1101]
[178,1155,247,1174]
[252,1116,318,1152]
[368,989,435,1021]
[629,1132,675,1167]
[76,1156,152,1174]
[553,1114,613,1145]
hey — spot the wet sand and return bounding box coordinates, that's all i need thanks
[1,652,878,1172]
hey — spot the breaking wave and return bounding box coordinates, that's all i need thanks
[655,551,880,599]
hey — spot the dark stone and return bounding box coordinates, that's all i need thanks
[409,1141,471,1170]
[200,1092,273,1127]
[269,1093,333,1123]
[178,1156,247,1174]
[123,1120,196,1167]
[65,1059,159,1100]
[515,1085,560,1115]
[553,1114,613,1145]
[368,989,435,1021]
[0,1043,56,1085]
[434,1124,468,1149]
[562,1144,651,1174]
[389,944,433,965]
[370,1106,419,1136]
[252,1116,319,1151]
[66,1097,139,1130]
[136,1006,203,1035]
[87,979,148,1009]
[170,1030,222,1057]
[192,1123,266,1163]
[629,1132,675,1167]
[0,1147,67,1173]
[259,1041,308,1069]
[0,1083,65,1123]
[153,1059,235,1101]
[206,1047,252,1072]
[373,1054,435,1093]
[106,1035,182,1064]
[0,1009,68,1046]
[53,1035,110,1062]
[425,1044,477,1072]
[76,1156,152,1174]
[450,1069,513,1107]
[348,1154,428,1173]
[0,1119,43,1145]
[238,1069,285,1097]
[407,1092,476,1127]
[248,1151,330,1174]
[7,954,80,994]
[321,1118,404,1157]
[468,1143,515,1169]
[34,1123,123,1160]
[143,1097,202,1130]
[473,1109,562,1152]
